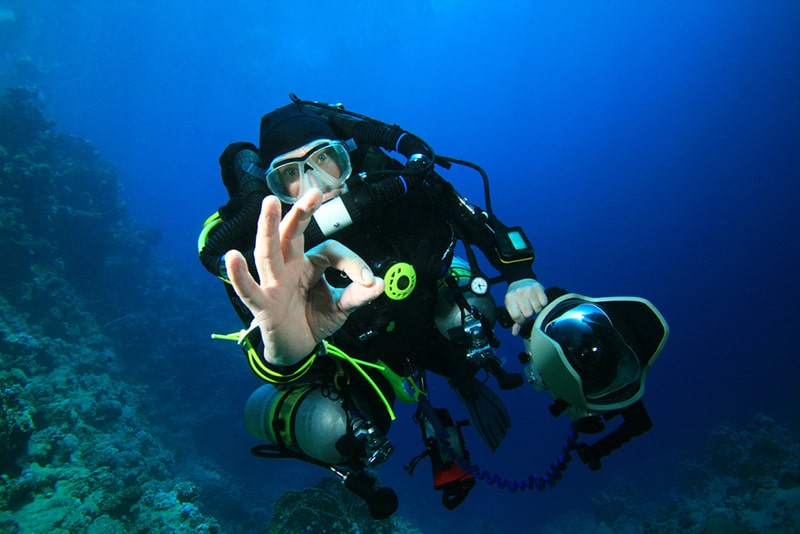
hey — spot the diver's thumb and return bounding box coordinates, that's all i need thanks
[338,277,386,314]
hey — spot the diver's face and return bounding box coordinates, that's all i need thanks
[266,139,351,204]
[278,146,343,201]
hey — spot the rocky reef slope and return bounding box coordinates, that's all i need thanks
[0,86,235,533]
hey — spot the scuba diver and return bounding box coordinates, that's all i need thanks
[198,95,669,519]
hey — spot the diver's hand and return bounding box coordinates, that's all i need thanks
[504,278,548,336]
[225,189,385,366]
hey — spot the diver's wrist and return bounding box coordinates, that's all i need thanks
[261,331,320,367]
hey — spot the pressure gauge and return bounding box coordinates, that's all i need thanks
[469,276,489,296]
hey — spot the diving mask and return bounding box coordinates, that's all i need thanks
[524,294,668,416]
[265,139,352,204]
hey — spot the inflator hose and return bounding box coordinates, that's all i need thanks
[199,148,267,278]
[303,102,434,163]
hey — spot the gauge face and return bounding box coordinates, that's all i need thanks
[470,276,489,295]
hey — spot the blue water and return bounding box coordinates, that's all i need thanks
[4,1,799,531]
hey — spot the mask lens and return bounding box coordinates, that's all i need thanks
[265,140,352,203]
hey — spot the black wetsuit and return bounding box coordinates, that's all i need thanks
[207,145,535,429]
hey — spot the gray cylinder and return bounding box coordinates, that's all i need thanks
[244,384,349,464]
[434,258,497,340]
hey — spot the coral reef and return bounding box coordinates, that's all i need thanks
[0,86,225,532]
[268,477,422,534]
[540,413,800,533]
[670,413,800,533]
[0,87,158,305]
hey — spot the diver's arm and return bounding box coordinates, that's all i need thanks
[438,181,548,333]
[225,189,385,366]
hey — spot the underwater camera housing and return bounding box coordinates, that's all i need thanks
[521,293,669,470]
[522,293,669,420]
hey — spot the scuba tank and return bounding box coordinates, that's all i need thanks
[245,383,400,520]
[244,384,393,468]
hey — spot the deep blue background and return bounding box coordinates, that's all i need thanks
[4,1,799,530]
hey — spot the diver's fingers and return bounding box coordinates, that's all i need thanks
[279,188,323,261]
[532,282,549,313]
[508,282,548,335]
[306,239,384,312]
[252,196,285,284]
[337,277,386,314]
[306,240,377,286]
[505,299,522,325]
[517,299,535,321]
[506,294,533,324]
[225,249,264,312]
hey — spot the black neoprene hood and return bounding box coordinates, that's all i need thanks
[259,103,338,165]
